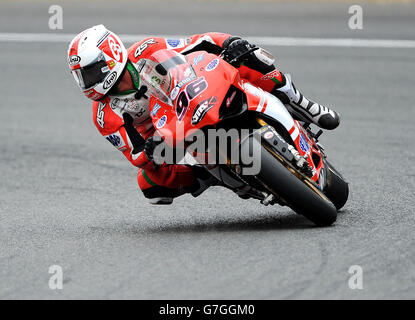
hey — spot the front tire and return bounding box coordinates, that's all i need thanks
[323,161,349,211]
[257,146,337,226]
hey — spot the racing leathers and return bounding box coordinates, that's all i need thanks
[92,32,340,202]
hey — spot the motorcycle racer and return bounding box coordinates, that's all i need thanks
[67,25,340,204]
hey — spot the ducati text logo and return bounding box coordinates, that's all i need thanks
[191,96,217,125]
[103,71,117,89]
[69,55,81,66]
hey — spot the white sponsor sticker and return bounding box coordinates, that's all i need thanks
[157,115,168,128]
[205,58,219,71]
[170,87,180,100]
[264,131,274,140]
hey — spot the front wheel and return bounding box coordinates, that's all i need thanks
[323,160,349,211]
[256,145,337,226]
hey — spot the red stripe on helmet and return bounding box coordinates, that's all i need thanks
[68,30,88,70]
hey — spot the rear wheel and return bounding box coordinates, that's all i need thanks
[256,145,337,226]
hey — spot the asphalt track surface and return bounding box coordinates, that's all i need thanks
[1,0,415,299]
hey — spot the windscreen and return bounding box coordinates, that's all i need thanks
[138,50,196,106]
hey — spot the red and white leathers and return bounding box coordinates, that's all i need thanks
[92,32,299,200]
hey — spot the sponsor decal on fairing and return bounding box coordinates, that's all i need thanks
[226,91,237,108]
[176,75,196,88]
[191,96,217,125]
[157,115,167,128]
[193,53,204,66]
[183,67,192,78]
[151,103,162,117]
[169,73,199,101]
[205,58,219,72]
[299,134,311,153]
[170,86,180,100]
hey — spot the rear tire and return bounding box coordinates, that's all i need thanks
[256,146,337,226]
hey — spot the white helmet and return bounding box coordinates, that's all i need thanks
[68,24,128,100]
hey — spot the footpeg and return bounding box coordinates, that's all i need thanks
[314,129,323,141]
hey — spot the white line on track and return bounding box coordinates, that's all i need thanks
[1,32,415,48]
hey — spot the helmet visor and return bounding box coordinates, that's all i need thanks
[72,55,110,90]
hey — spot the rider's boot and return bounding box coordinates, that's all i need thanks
[272,73,340,130]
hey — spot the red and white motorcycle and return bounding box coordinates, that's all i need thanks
[144,48,349,226]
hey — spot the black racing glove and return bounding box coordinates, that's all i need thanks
[224,39,258,68]
[144,136,164,163]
